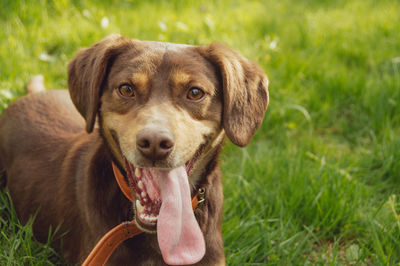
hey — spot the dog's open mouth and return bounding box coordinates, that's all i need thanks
[122,146,205,265]
[124,152,200,231]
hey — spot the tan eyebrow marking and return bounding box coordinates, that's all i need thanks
[131,72,149,88]
[170,70,191,86]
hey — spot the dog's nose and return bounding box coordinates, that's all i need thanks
[136,129,174,161]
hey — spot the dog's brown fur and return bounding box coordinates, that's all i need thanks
[0,35,268,265]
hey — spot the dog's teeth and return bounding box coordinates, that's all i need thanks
[136,200,144,213]
[141,191,146,198]
[139,213,158,223]
[138,180,144,189]
[147,216,157,222]
[135,167,141,178]
[142,215,158,222]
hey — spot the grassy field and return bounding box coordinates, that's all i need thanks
[1,0,400,264]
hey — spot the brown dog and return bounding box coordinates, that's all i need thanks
[0,34,269,265]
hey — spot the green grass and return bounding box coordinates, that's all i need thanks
[0,191,62,265]
[1,0,400,264]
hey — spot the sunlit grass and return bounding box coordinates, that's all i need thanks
[1,0,400,264]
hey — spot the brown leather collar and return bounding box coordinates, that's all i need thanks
[82,162,203,266]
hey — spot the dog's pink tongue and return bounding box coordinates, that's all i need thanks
[156,166,205,265]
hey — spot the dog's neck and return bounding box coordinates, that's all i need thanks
[69,130,225,263]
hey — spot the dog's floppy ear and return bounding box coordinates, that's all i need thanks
[68,34,130,133]
[199,43,269,147]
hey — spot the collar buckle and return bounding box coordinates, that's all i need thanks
[197,187,206,205]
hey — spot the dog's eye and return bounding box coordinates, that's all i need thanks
[118,84,135,98]
[187,87,205,101]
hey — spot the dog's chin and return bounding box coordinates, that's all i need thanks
[133,202,158,233]
[122,145,204,233]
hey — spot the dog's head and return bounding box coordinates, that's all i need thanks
[68,34,268,264]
